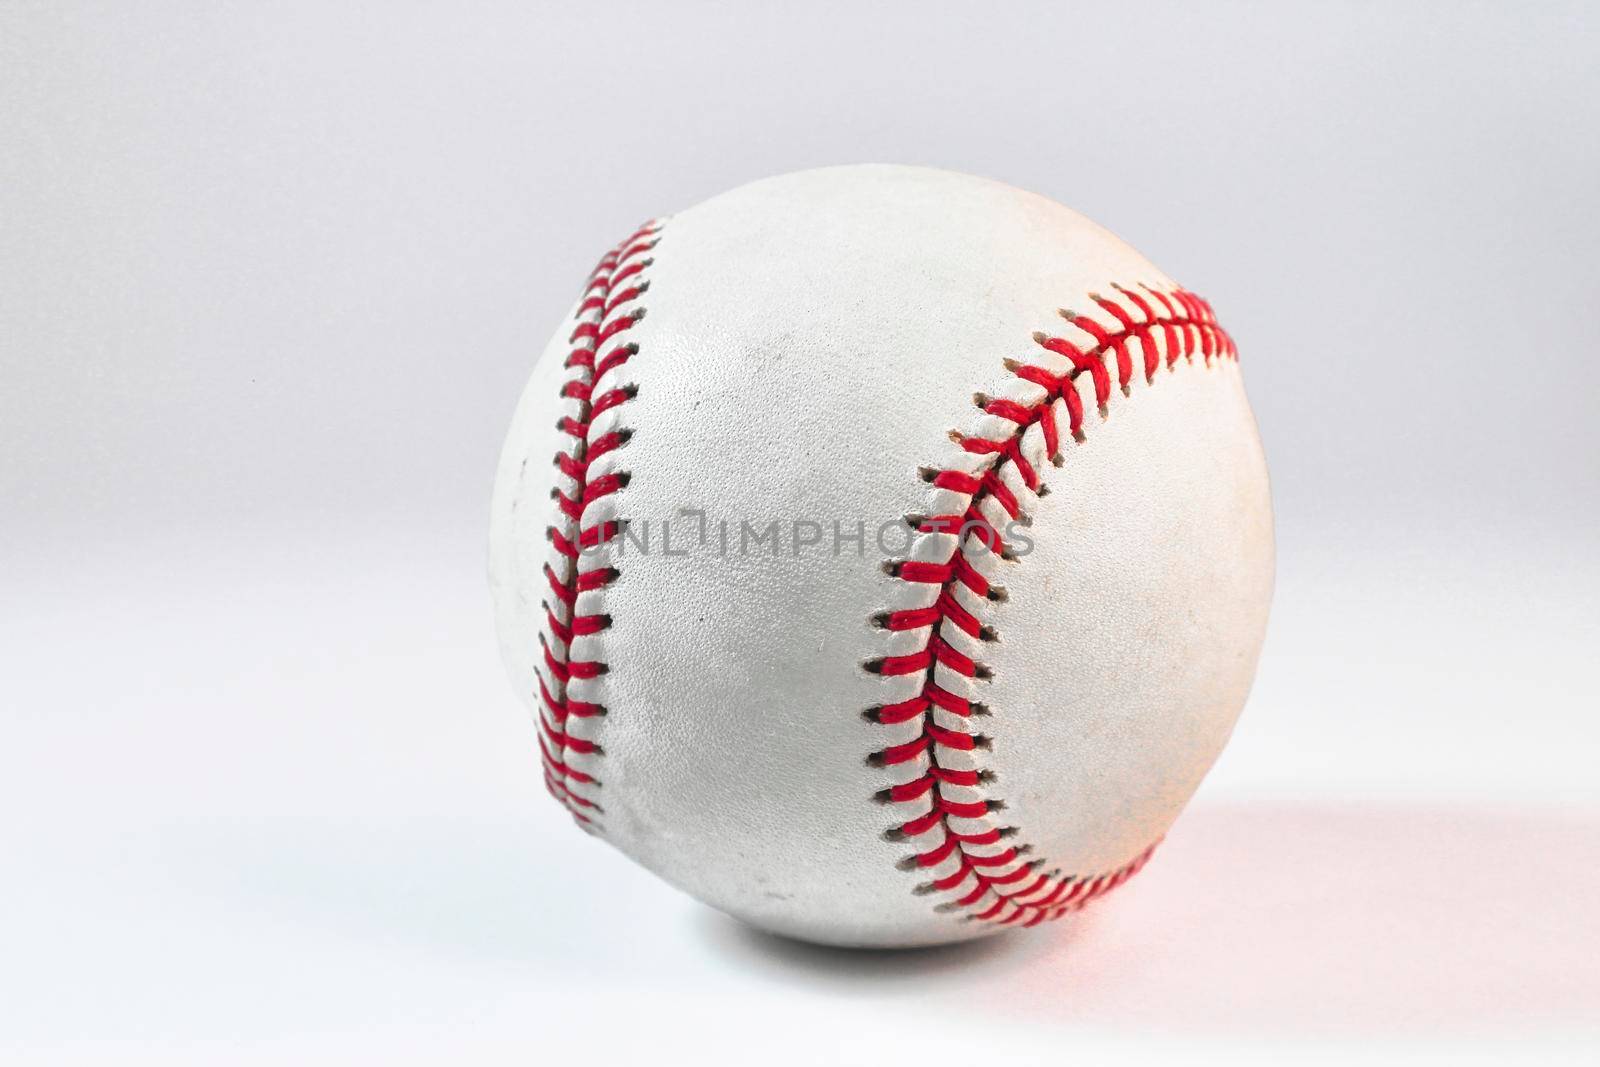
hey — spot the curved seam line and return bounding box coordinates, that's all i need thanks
[536,220,661,827]
[865,283,1238,927]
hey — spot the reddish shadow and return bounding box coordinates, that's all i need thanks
[702,803,1600,1037]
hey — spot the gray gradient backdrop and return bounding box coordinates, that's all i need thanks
[4,3,1598,1063]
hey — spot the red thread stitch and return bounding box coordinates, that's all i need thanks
[866,284,1236,925]
[537,222,659,826]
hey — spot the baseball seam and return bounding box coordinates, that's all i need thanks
[535,221,660,826]
[865,284,1237,926]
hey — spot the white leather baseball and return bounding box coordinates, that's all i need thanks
[489,165,1274,948]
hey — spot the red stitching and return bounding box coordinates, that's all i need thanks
[866,284,1237,926]
[537,222,659,825]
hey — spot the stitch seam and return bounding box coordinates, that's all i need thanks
[865,283,1237,926]
[536,221,660,827]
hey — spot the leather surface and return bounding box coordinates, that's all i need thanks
[489,165,1274,947]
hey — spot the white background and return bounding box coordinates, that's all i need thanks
[3,2,1597,1063]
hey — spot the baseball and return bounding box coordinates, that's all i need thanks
[489,165,1274,948]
